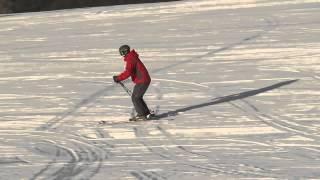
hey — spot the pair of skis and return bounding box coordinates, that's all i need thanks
[99,82,158,125]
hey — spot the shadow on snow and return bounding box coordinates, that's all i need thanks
[155,79,299,120]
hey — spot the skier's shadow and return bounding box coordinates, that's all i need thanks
[155,79,299,120]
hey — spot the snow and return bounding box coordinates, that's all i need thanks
[0,0,320,179]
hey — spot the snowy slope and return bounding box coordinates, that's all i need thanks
[0,0,320,179]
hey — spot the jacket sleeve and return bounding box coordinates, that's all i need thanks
[117,60,134,82]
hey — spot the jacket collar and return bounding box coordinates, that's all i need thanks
[124,49,138,61]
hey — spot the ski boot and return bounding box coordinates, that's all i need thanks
[146,112,157,120]
[129,115,148,121]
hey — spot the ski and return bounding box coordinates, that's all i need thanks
[97,114,174,126]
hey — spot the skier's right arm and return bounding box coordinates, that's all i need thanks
[117,60,134,82]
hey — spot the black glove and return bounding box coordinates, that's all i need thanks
[113,76,119,83]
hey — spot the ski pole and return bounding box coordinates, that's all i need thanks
[119,81,132,96]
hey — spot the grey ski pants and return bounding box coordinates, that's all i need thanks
[132,83,150,116]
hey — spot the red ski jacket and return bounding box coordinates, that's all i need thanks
[116,50,151,84]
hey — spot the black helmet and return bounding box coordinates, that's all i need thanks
[119,45,130,56]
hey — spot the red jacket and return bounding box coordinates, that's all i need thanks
[117,50,151,84]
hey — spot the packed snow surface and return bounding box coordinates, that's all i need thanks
[0,0,320,179]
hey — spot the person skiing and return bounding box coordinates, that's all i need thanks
[113,45,153,121]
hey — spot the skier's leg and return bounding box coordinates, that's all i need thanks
[141,83,151,115]
[141,99,150,115]
[132,84,149,116]
[138,83,150,115]
[131,90,143,116]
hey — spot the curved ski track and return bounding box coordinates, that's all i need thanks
[26,131,110,180]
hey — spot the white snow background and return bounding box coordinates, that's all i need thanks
[0,0,320,179]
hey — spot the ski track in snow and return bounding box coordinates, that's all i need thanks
[1,0,320,179]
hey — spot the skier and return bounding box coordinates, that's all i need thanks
[113,45,153,121]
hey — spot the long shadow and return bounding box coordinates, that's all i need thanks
[155,79,299,119]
